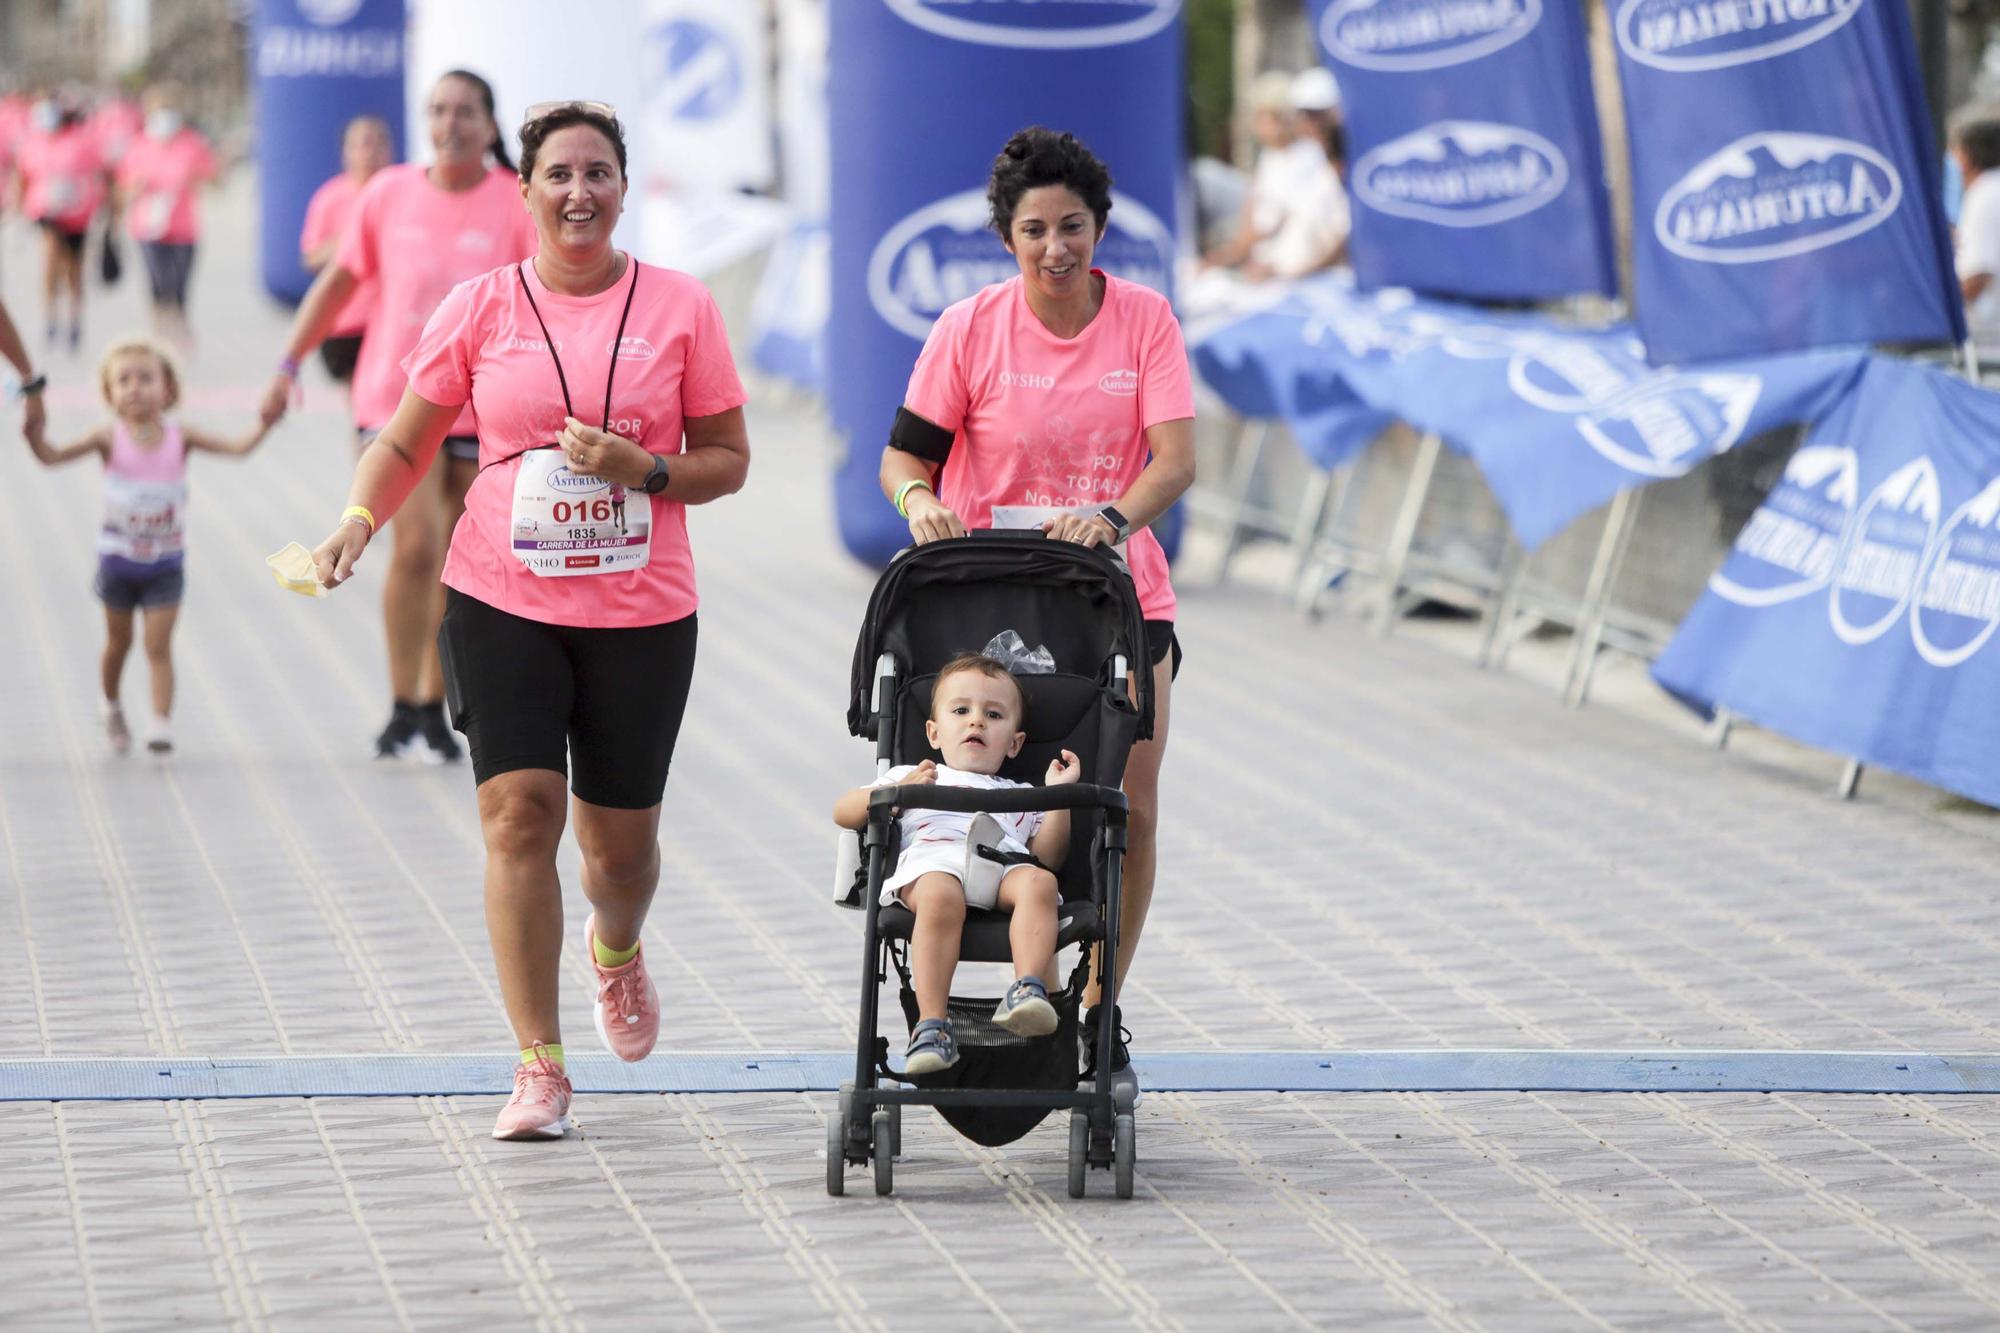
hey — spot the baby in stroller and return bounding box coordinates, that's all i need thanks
[835,652,1081,1074]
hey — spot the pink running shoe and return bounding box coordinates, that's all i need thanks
[588,915,660,1062]
[491,1045,572,1141]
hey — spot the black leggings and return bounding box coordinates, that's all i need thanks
[437,589,698,809]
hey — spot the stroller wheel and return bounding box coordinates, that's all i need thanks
[1113,1112,1136,1200]
[827,1085,852,1196]
[879,1078,903,1158]
[1067,1110,1088,1198]
[872,1108,896,1196]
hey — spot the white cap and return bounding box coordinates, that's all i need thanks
[1290,66,1342,113]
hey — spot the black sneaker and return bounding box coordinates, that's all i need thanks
[414,702,463,764]
[1088,1000,1136,1072]
[373,703,420,760]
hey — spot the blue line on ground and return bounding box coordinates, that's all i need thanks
[2,1049,1997,1102]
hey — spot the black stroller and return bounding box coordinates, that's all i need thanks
[829,531,1152,1198]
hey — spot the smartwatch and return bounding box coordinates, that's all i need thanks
[639,454,670,495]
[1098,504,1132,542]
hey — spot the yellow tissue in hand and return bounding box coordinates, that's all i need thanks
[265,542,327,598]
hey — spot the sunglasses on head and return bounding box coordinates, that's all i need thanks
[522,100,617,128]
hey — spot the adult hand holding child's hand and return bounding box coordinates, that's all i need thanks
[1045,749,1080,786]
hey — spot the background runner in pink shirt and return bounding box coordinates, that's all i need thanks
[116,85,219,351]
[302,103,751,1143]
[264,71,535,764]
[880,127,1196,1096]
[17,94,104,353]
[299,115,395,388]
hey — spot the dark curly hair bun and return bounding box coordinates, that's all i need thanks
[986,126,1113,239]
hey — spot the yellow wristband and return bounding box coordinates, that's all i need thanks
[340,504,376,534]
[894,479,933,519]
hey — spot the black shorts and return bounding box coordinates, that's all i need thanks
[437,588,698,809]
[1144,619,1183,679]
[319,333,362,382]
[38,219,87,257]
[94,559,184,611]
[139,241,195,308]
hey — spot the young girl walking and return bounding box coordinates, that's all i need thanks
[25,336,273,753]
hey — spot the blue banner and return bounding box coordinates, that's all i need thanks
[750,219,828,394]
[826,2,1183,567]
[1308,0,1615,301]
[253,0,406,303]
[1655,359,2000,806]
[1615,0,1962,363]
[1191,277,1865,547]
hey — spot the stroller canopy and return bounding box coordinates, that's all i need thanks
[846,532,1155,743]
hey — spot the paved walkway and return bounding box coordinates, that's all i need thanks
[3,181,2000,1330]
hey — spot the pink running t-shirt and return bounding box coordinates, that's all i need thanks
[18,125,104,232]
[336,163,535,432]
[902,271,1196,620]
[300,172,377,338]
[404,256,748,629]
[118,128,217,244]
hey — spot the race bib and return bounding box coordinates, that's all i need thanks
[508,448,650,577]
[137,192,174,240]
[43,174,78,214]
[100,474,186,564]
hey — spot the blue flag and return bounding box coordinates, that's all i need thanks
[1190,278,1865,547]
[1614,0,1963,363]
[1655,358,2000,806]
[1310,0,1615,301]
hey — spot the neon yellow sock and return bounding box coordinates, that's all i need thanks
[592,933,640,969]
[520,1043,565,1070]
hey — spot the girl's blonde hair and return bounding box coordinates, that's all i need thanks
[98,336,181,410]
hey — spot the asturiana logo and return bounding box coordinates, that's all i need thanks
[1320,0,1540,72]
[611,336,657,361]
[1912,476,2000,667]
[1577,374,1761,479]
[547,468,608,494]
[1099,370,1139,396]
[1710,444,1857,607]
[867,188,1174,341]
[1353,121,1567,227]
[1656,131,1900,264]
[1616,0,1862,73]
[1830,455,1939,645]
[885,0,1180,49]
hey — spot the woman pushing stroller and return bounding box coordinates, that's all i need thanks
[836,652,1081,1074]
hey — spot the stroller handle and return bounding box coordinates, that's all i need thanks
[869,783,1128,817]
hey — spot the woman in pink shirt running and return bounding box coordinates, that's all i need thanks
[15,91,104,354]
[880,127,1197,1098]
[116,83,220,351]
[298,115,394,390]
[264,71,536,764]
[307,103,751,1142]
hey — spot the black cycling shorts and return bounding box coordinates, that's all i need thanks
[1144,619,1183,679]
[437,588,698,809]
[319,333,362,382]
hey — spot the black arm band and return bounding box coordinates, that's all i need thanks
[888,406,954,463]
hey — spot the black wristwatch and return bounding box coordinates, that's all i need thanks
[1098,504,1132,542]
[17,373,46,397]
[638,454,670,495]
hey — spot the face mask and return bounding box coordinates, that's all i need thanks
[30,101,58,132]
[146,110,182,139]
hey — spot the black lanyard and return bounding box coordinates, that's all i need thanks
[484,255,640,471]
